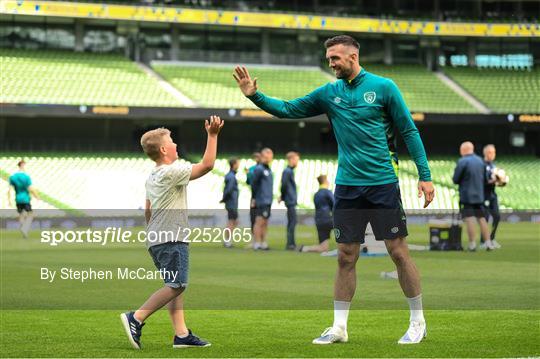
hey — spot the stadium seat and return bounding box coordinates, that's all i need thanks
[151,63,330,109]
[2,155,536,211]
[0,49,183,107]
[363,64,478,113]
[444,67,540,114]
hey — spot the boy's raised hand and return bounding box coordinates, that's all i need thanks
[205,115,224,136]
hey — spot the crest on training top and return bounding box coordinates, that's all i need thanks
[364,91,376,104]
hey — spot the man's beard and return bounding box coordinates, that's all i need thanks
[335,67,353,79]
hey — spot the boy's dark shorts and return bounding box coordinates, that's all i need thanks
[148,241,189,289]
[255,205,271,219]
[333,183,408,243]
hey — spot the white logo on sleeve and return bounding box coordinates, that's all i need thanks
[263,170,270,176]
[364,91,376,104]
[334,97,342,104]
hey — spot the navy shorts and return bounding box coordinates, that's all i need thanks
[460,203,486,218]
[16,203,32,213]
[227,208,238,220]
[333,183,408,243]
[148,241,189,289]
[316,221,333,243]
[255,205,271,219]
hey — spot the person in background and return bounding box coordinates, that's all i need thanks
[299,175,334,254]
[8,159,40,239]
[480,144,501,249]
[221,158,239,248]
[251,148,274,250]
[279,151,300,250]
[246,151,261,234]
[453,141,494,251]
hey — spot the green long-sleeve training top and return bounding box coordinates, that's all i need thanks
[247,68,432,186]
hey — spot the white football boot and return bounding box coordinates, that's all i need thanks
[312,327,348,345]
[398,320,427,344]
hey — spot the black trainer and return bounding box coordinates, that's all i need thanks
[120,311,144,349]
[173,330,211,348]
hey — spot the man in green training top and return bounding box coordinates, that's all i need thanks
[234,35,435,345]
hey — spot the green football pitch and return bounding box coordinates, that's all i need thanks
[1,222,539,358]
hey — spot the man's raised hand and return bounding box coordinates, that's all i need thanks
[233,66,258,96]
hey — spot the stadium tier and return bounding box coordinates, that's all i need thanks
[444,67,540,114]
[151,63,330,109]
[363,64,478,114]
[2,155,537,211]
[153,62,479,113]
[0,49,182,107]
[1,48,537,114]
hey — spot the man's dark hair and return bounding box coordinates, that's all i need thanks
[317,175,327,185]
[17,159,25,168]
[229,157,238,168]
[324,35,360,51]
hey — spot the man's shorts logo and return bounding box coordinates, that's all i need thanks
[334,228,340,239]
[334,97,342,104]
[263,211,268,217]
[391,226,399,234]
[364,91,376,104]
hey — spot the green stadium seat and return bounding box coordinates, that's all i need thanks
[2,155,537,211]
[0,49,183,107]
[444,67,540,114]
[363,64,478,114]
[151,63,330,109]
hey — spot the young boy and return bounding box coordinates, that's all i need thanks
[121,115,224,349]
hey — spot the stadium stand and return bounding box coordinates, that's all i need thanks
[0,49,182,107]
[444,67,540,114]
[363,64,478,113]
[2,48,536,115]
[154,62,479,113]
[151,62,330,108]
[2,155,537,211]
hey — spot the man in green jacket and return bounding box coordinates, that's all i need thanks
[234,35,435,345]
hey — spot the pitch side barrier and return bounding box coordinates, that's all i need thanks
[2,103,540,126]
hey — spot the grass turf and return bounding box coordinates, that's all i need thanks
[1,222,539,357]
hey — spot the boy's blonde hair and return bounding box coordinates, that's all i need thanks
[140,128,170,161]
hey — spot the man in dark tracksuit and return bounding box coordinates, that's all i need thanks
[453,141,493,251]
[481,144,501,249]
[246,152,261,233]
[251,148,274,250]
[280,151,300,250]
[221,158,239,248]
